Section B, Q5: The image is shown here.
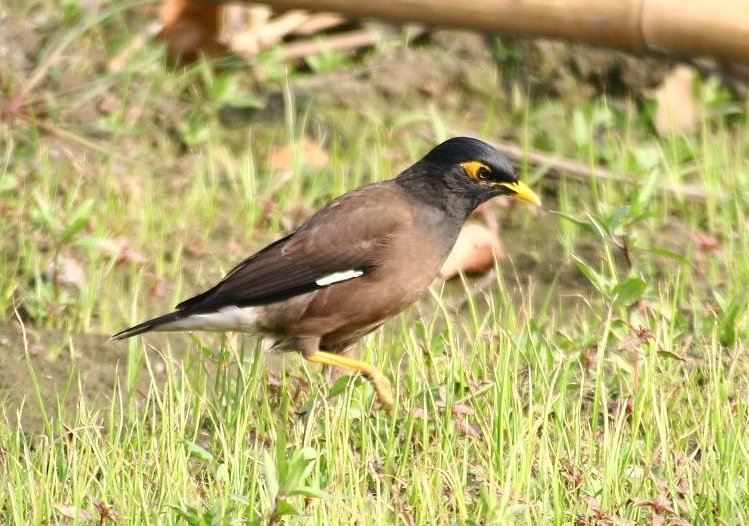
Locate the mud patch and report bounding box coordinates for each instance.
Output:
[0,327,173,434]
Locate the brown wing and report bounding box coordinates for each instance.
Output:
[174,182,412,315]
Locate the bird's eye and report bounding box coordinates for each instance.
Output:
[460,161,492,182]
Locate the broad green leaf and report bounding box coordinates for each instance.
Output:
[167,505,201,526]
[644,247,690,266]
[658,350,687,362]
[572,254,607,294]
[607,205,631,233]
[216,463,230,484]
[328,375,356,398]
[271,498,298,519]
[718,297,744,346]
[61,198,94,244]
[184,440,214,463]
[292,486,326,499]
[299,447,319,461]
[549,210,598,236]
[636,169,660,208]
[263,450,279,504]
[33,193,60,231]
[585,212,609,240]
[612,277,647,307]
[0,173,18,192]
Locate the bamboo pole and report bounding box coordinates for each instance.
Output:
[641,0,749,61]
[248,0,749,62]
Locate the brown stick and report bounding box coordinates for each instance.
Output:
[452,133,714,201]
[230,9,311,55]
[291,13,346,36]
[240,0,749,62]
[279,28,381,60]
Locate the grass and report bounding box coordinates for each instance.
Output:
[2,1,749,524]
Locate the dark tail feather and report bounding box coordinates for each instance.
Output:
[110,311,182,340]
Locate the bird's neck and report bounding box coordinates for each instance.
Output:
[395,166,484,222]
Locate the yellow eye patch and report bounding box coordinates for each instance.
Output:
[460,161,491,181]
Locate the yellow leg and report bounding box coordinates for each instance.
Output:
[305,351,394,415]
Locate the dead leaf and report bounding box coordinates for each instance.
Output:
[159,0,227,63]
[454,417,481,437]
[689,228,721,277]
[265,137,330,172]
[653,65,698,135]
[46,255,86,289]
[88,237,147,264]
[183,238,208,258]
[54,503,93,522]
[610,397,634,420]
[581,493,605,517]
[618,325,653,353]
[632,496,675,515]
[97,92,119,114]
[558,460,583,489]
[148,274,168,299]
[90,498,121,522]
[439,222,504,279]
[266,370,282,390]
[229,9,309,57]
[691,231,720,254]
[448,402,475,416]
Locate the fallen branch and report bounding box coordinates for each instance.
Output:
[279,27,381,61]
[291,13,346,36]
[229,9,310,56]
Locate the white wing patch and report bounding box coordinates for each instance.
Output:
[315,269,364,287]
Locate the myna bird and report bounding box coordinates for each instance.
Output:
[112,137,541,414]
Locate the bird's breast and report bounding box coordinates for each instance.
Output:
[293,216,453,347]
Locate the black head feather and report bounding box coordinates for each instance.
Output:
[422,136,516,184]
[396,137,519,216]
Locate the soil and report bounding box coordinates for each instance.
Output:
[0,326,165,434]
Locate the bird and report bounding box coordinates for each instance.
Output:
[112,137,541,414]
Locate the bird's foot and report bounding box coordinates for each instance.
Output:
[304,350,395,415]
[364,369,394,416]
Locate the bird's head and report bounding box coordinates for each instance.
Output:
[420,137,542,207]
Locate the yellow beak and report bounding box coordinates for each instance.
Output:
[498,180,542,206]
